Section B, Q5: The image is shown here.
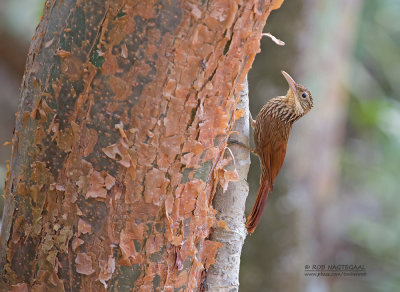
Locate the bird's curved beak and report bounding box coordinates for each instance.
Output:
[281,71,297,93]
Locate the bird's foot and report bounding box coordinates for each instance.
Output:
[227,138,256,153]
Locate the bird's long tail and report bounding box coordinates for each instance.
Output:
[245,177,272,233]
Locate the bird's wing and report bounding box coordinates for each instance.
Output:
[259,138,288,186]
[269,140,288,183]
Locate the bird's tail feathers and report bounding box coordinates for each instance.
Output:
[245,178,272,234]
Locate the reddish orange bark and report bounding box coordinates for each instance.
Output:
[0,0,280,290]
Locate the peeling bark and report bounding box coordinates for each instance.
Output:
[0,0,278,290]
[206,78,250,291]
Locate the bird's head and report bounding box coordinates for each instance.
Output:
[281,71,313,116]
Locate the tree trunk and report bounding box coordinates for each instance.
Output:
[0,0,281,290]
[207,77,250,291]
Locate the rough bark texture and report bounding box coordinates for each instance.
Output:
[207,78,250,291]
[0,0,280,290]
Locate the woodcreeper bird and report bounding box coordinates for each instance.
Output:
[246,71,313,233]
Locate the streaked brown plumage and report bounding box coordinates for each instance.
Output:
[246,71,313,234]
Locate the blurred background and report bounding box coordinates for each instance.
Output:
[0,0,399,291]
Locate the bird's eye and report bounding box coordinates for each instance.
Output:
[301,92,308,98]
